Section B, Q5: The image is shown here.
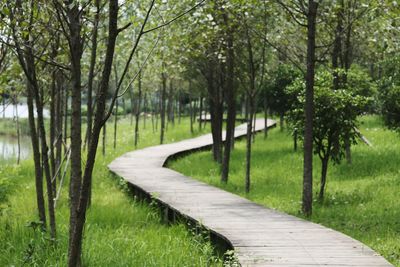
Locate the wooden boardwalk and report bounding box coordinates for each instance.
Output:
[108,119,392,267]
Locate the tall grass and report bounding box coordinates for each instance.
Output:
[0,117,223,266]
[170,116,400,266]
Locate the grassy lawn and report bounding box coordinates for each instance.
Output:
[170,115,400,266]
[0,117,223,266]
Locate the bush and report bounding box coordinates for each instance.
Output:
[381,85,400,131]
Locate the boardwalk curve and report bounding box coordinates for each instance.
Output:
[108,119,392,267]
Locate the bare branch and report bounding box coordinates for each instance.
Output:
[142,0,207,34]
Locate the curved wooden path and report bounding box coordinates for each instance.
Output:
[108,119,392,267]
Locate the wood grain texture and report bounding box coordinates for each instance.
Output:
[108,119,392,267]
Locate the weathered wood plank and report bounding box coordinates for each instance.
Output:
[108,119,393,267]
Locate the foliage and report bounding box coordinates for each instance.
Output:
[265,64,301,116]
[381,85,400,132]
[287,70,369,164]
[345,65,378,112]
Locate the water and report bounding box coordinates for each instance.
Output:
[0,104,49,119]
[0,135,31,162]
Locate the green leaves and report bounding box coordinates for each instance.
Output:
[287,69,369,163]
[381,85,400,132]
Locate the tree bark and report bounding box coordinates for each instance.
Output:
[56,72,63,183]
[113,63,119,150]
[160,71,167,144]
[221,11,236,183]
[302,0,319,217]
[102,123,106,156]
[113,99,118,149]
[129,85,134,126]
[189,95,194,134]
[143,93,147,129]
[86,0,100,148]
[318,157,329,201]
[245,97,254,193]
[66,1,83,264]
[27,81,46,227]
[135,70,142,147]
[279,112,284,131]
[263,96,268,139]
[198,96,203,130]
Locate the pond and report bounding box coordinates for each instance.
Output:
[0,134,31,163]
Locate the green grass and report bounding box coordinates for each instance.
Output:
[170,115,400,266]
[0,116,224,266]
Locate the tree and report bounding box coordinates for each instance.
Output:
[220,1,237,183]
[266,64,300,130]
[288,70,369,201]
[303,0,319,216]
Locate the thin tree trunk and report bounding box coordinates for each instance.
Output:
[135,70,142,147]
[160,71,167,144]
[199,96,203,130]
[177,92,182,124]
[245,97,254,193]
[102,123,106,156]
[151,100,155,133]
[302,0,319,217]
[343,10,353,164]
[2,97,4,119]
[27,82,46,229]
[244,22,257,192]
[85,0,100,148]
[113,99,118,149]
[206,61,223,163]
[26,81,46,228]
[15,102,21,165]
[263,96,268,139]
[318,157,329,201]
[189,96,194,134]
[155,97,159,132]
[167,80,174,125]
[252,110,256,142]
[64,88,68,146]
[143,92,147,129]
[279,112,284,131]
[221,12,236,183]
[50,70,57,196]
[194,99,198,129]
[129,85,134,126]
[67,3,83,260]
[113,64,119,150]
[56,73,63,182]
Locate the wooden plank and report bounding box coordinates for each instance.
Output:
[108,118,393,267]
